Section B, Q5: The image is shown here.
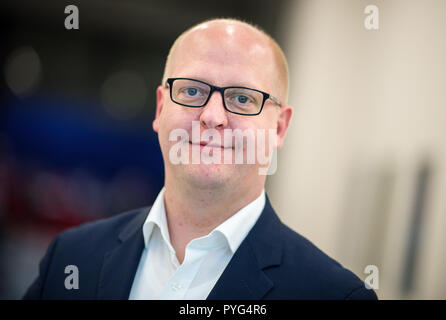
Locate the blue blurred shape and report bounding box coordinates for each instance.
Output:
[1,96,164,183]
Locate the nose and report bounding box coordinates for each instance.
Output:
[199,91,228,129]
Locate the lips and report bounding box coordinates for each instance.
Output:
[189,141,233,149]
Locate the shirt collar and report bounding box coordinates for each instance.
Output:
[213,190,265,253]
[142,187,266,254]
[142,187,175,253]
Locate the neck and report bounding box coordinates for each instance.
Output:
[163,173,264,263]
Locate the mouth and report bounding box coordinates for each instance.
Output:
[189,141,234,150]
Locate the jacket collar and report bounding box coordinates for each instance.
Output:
[97,194,283,300]
[97,207,149,299]
[207,195,283,299]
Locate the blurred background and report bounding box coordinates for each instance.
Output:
[0,0,445,299]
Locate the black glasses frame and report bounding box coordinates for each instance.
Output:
[165,77,281,116]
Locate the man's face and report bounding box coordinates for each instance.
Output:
[153,23,291,191]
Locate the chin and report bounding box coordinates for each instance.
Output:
[182,163,237,189]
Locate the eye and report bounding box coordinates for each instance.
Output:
[236,95,250,104]
[233,95,253,104]
[185,87,199,96]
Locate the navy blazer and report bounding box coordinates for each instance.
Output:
[23,195,377,300]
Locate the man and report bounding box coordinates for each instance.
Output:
[24,18,377,300]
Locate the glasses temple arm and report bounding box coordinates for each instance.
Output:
[269,95,282,106]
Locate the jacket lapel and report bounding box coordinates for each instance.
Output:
[97,208,149,299]
[95,196,283,300]
[207,196,283,300]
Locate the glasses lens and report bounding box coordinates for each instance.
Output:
[224,88,263,115]
[171,79,210,106]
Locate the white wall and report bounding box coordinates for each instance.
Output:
[267,0,446,299]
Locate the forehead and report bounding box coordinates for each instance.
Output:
[171,23,277,91]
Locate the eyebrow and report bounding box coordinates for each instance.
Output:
[175,76,266,91]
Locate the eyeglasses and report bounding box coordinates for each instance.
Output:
[165,78,281,116]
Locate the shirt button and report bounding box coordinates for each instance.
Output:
[171,282,182,291]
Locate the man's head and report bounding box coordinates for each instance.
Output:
[153,18,292,194]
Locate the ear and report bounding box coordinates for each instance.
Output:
[153,85,166,133]
[275,105,292,149]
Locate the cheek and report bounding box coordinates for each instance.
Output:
[242,114,279,151]
[159,106,192,131]
[229,113,277,132]
[228,116,256,131]
[261,108,280,129]
[158,105,201,146]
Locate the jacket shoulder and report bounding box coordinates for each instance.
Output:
[59,206,150,248]
[23,207,150,299]
[267,222,377,300]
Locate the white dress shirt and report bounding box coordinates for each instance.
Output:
[128,187,266,300]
